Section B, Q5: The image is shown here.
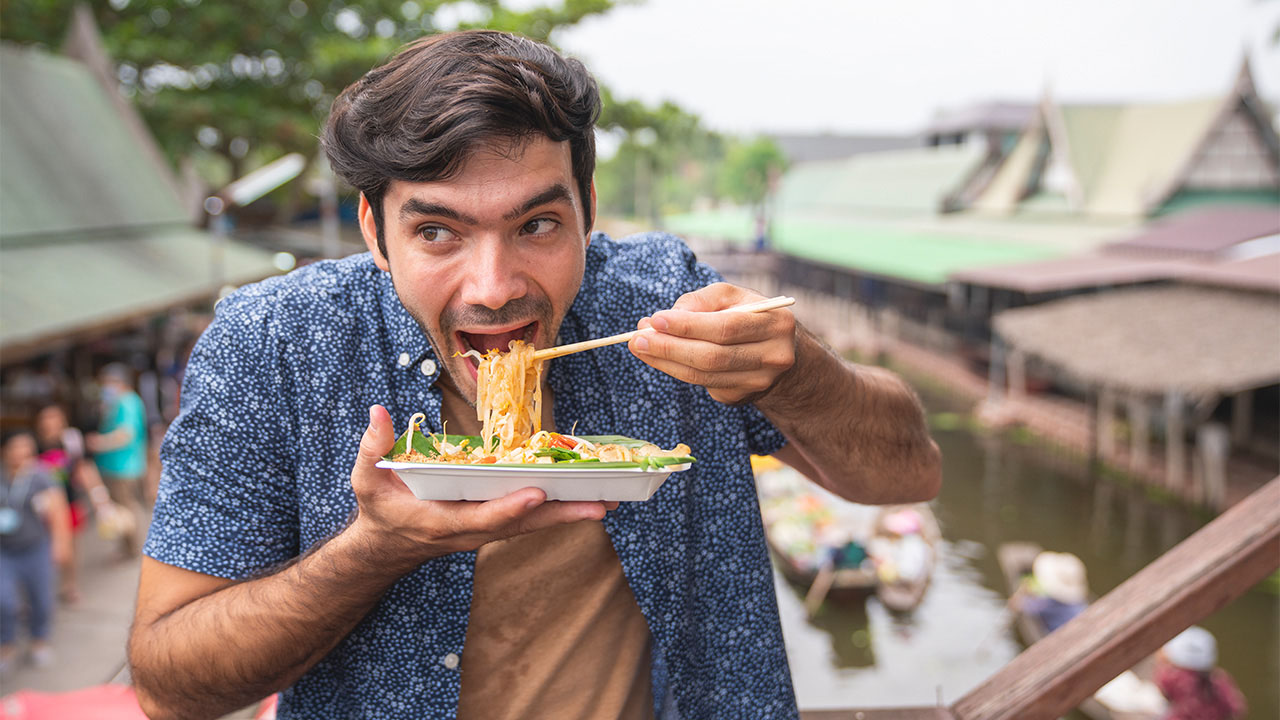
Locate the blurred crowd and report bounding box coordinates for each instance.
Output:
[0,343,190,679]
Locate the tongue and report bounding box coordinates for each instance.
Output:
[465,328,528,354]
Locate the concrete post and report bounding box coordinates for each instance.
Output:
[988,338,1007,404]
[1098,387,1117,459]
[1165,390,1186,493]
[1007,349,1027,399]
[1128,394,1151,472]
[1197,422,1230,509]
[1231,390,1253,448]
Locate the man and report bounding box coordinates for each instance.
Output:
[130,31,940,720]
[87,363,146,555]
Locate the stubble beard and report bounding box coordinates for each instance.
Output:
[388,274,558,410]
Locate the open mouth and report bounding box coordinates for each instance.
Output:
[455,322,539,378]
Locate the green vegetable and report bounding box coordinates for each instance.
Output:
[534,447,581,462]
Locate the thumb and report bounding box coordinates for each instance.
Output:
[357,404,396,469]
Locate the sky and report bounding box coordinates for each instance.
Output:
[551,0,1280,136]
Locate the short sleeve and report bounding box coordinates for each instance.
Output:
[144,292,301,579]
[743,403,787,456]
[678,242,787,457]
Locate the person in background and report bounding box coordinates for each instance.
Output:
[34,404,114,603]
[1155,626,1246,720]
[1015,551,1088,633]
[86,363,147,556]
[869,508,929,584]
[0,430,71,674]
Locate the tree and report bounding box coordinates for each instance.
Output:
[595,86,727,222]
[0,0,615,187]
[719,136,787,213]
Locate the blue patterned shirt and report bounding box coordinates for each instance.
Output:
[145,233,798,719]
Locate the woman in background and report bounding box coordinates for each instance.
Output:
[34,404,113,603]
[1155,626,1246,720]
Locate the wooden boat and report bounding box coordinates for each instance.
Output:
[764,532,878,599]
[997,542,1166,720]
[870,504,941,613]
[756,459,878,601]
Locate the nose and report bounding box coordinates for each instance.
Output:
[458,236,529,311]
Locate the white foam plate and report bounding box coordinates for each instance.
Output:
[376,461,691,501]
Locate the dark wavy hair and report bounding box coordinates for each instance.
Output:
[322,31,601,256]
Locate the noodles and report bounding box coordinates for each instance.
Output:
[390,339,691,466]
[476,340,543,457]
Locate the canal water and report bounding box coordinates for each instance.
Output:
[773,390,1279,716]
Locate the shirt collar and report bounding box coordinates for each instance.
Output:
[374,262,437,375]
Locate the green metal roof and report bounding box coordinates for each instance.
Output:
[1,227,280,356]
[771,216,1065,286]
[0,43,280,360]
[776,144,984,216]
[0,44,188,238]
[663,207,756,245]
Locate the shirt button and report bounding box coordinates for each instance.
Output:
[421,358,437,376]
[442,653,459,669]
[397,352,410,367]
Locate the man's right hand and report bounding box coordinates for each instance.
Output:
[347,405,615,570]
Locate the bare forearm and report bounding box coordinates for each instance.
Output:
[130,526,416,720]
[758,326,941,503]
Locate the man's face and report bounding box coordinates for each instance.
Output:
[359,136,593,403]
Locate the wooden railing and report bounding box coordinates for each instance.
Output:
[800,476,1280,720]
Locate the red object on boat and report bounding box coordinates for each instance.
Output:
[0,685,147,720]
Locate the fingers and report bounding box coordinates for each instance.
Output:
[631,327,794,375]
[648,308,778,346]
[464,490,609,531]
[631,353,778,400]
[671,282,750,312]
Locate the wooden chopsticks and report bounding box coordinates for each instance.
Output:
[531,295,796,361]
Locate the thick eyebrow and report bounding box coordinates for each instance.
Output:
[503,183,573,221]
[398,198,478,226]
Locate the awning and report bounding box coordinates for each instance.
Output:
[1,226,281,362]
[949,253,1189,294]
[1101,207,1280,258]
[1174,252,1280,294]
[994,285,1280,397]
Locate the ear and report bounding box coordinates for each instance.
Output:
[358,194,389,271]
[585,180,597,244]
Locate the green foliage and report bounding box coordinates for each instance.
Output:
[0,0,616,181]
[594,87,727,221]
[718,136,787,210]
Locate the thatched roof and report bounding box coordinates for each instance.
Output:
[994,286,1280,397]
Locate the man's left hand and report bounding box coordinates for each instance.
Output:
[628,283,796,405]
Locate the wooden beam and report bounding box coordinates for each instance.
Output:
[802,710,953,720]
[951,476,1280,720]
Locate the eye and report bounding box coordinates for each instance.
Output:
[417,225,458,243]
[521,218,559,236]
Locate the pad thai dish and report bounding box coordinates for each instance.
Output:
[389,340,693,469]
